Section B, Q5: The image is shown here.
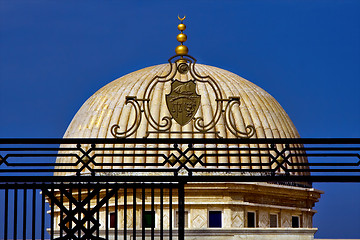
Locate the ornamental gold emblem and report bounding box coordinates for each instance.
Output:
[166,80,201,126]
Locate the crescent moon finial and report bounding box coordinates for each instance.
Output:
[178,15,186,21]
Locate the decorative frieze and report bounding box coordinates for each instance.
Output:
[191,208,207,228]
[281,211,291,228]
[231,207,244,228]
[259,209,269,228]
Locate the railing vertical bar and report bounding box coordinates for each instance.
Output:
[87,187,90,234]
[124,185,127,240]
[97,186,100,238]
[5,187,8,240]
[169,186,172,240]
[178,183,185,240]
[78,184,81,239]
[115,185,118,240]
[50,186,54,240]
[41,185,45,240]
[14,187,18,240]
[142,184,145,240]
[105,186,109,240]
[60,187,63,239]
[69,184,73,239]
[151,185,155,240]
[32,188,36,240]
[23,188,27,240]
[133,186,136,240]
[160,186,163,240]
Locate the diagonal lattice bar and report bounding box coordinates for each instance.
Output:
[43,185,120,240]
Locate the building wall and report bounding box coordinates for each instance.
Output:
[51,182,321,240]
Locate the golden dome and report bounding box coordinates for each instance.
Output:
[56,63,307,176]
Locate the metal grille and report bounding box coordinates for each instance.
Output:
[1,182,185,240]
[0,138,359,239]
[1,138,359,181]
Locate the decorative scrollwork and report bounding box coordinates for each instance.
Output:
[224,97,255,138]
[110,54,255,139]
[110,96,142,138]
[177,62,189,74]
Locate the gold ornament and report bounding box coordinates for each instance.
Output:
[175,15,188,55]
[175,45,188,55]
[178,15,186,21]
[178,23,186,31]
[176,33,187,42]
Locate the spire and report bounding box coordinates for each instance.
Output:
[175,15,188,55]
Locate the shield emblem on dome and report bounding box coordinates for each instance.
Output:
[166,80,201,126]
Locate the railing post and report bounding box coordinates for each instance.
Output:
[178,181,185,240]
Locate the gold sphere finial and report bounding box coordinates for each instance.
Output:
[177,33,187,42]
[175,15,188,55]
[178,23,186,31]
[175,45,188,55]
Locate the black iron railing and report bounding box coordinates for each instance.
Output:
[0,138,359,240]
[0,138,359,182]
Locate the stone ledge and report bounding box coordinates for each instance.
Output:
[184,228,318,235]
[52,228,319,240]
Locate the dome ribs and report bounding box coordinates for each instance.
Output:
[195,66,217,169]
[57,64,307,178]
[201,66,232,170]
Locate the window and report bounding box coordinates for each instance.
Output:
[175,211,189,228]
[143,211,155,228]
[208,211,222,228]
[247,212,255,228]
[292,216,300,228]
[270,214,278,228]
[110,212,116,228]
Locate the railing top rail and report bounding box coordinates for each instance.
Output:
[0,138,360,145]
[1,175,359,183]
[1,138,359,183]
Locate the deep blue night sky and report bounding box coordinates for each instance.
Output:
[0,0,359,238]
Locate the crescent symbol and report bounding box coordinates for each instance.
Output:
[178,15,186,21]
